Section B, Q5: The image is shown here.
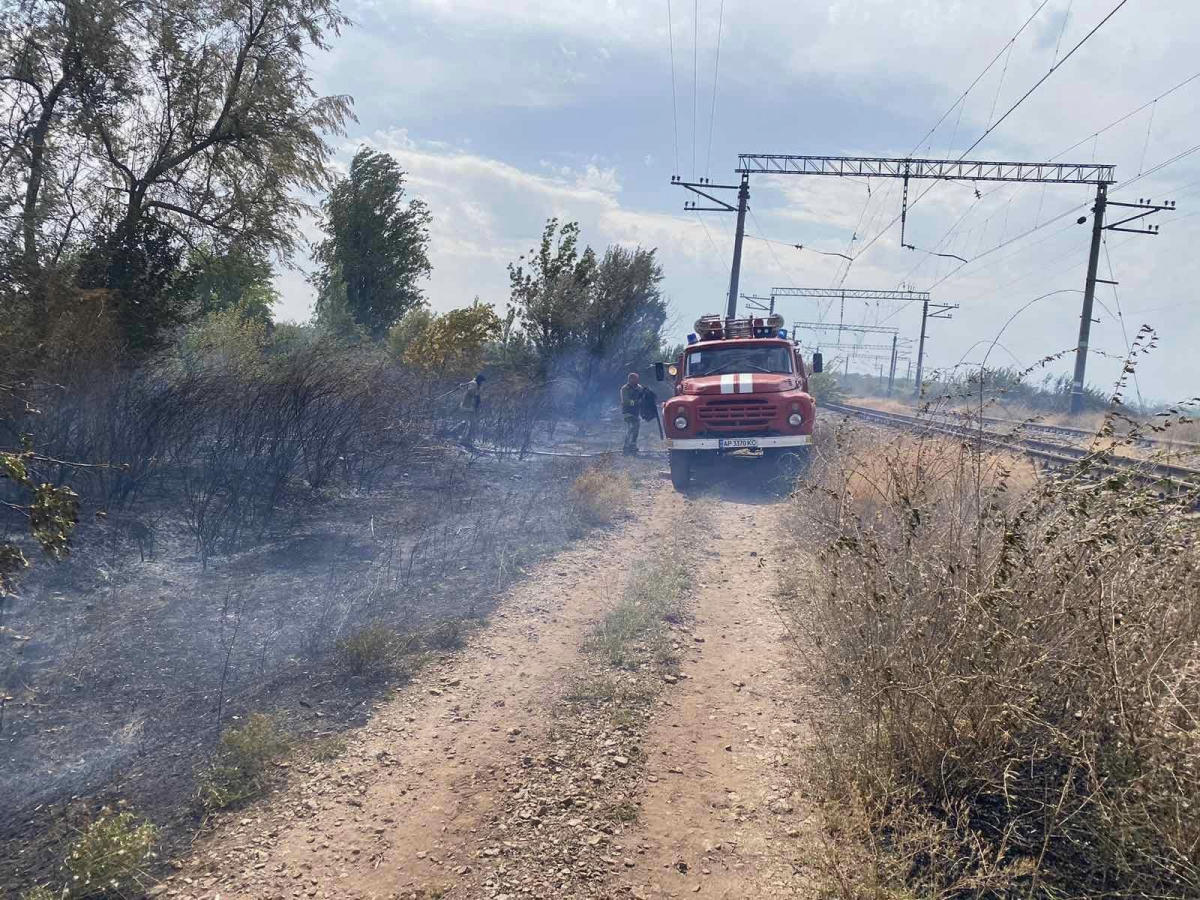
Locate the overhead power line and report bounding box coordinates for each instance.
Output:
[666,0,680,175]
[747,208,793,284]
[693,0,699,179]
[852,0,1131,268]
[958,0,1132,160]
[1052,0,1074,65]
[907,0,1052,158]
[704,0,725,180]
[906,69,1200,282]
[694,210,723,257]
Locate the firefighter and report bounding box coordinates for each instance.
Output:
[620,372,644,455]
[454,373,485,445]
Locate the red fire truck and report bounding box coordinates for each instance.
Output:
[655,313,821,491]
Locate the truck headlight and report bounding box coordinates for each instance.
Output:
[674,415,688,430]
[788,413,803,427]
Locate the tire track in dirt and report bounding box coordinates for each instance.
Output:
[165,479,821,900]
[614,495,819,899]
[166,476,681,900]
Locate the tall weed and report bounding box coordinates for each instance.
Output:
[782,411,1200,898]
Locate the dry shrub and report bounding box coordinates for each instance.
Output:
[334,623,399,677]
[63,809,157,897]
[196,713,292,810]
[570,461,633,526]
[783,416,1200,898]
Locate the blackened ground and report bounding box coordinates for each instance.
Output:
[0,425,660,895]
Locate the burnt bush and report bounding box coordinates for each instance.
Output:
[781,408,1200,897]
[172,348,410,566]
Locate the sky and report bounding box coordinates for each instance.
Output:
[274,0,1200,405]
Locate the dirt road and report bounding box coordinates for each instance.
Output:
[167,472,817,899]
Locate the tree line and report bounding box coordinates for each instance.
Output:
[1,0,672,590]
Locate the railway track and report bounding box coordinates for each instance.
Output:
[825,402,1200,494]
[930,406,1200,452]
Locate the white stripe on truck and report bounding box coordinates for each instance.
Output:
[720,374,735,394]
[738,373,753,393]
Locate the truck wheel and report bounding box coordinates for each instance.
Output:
[771,448,809,490]
[669,450,692,491]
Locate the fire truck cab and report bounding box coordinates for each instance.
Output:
[657,313,821,491]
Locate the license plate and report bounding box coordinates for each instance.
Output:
[719,437,759,450]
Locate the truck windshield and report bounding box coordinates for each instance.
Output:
[685,345,793,376]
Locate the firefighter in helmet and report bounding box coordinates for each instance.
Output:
[620,372,644,455]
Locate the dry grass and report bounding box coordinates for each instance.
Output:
[569,461,634,526]
[782,415,1200,899]
[586,556,688,669]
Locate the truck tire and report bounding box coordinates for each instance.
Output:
[770,448,809,491]
[669,450,692,491]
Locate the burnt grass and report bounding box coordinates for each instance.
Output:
[0,439,652,895]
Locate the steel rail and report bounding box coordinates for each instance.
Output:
[824,402,1200,494]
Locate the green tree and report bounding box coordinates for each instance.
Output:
[1,0,352,354]
[76,219,186,354]
[581,245,667,400]
[508,219,666,409]
[507,218,596,372]
[175,247,279,322]
[313,147,432,338]
[311,261,366,341]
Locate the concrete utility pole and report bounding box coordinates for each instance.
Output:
[727,174,750,319]
[887,333,898,396]
[671,173,750,319]
[1071,184,1107,414]
[913,298,958,398]
[1070,192,1175,413]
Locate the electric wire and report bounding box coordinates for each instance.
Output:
[703,0,725,180]
[958,0,1132,160]
[1052,0,1074,65]
[746,231,854,262]
[986,37,1016,129]
[692,0,699,179]
[905,0,1052,158]
[908,69,1200,279]
[747,208,801,287]
[666,0,680,175]
[1053,71,1200,162]
[694,210,723,258]
[1138,101,1156,176]
[1102,234,1144,407]
[852,0,1130,269]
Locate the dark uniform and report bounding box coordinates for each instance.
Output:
[620,382,644,454]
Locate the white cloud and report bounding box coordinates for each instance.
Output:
[280,0,1200,400]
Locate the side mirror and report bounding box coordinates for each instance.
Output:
[654,362,665,382]
[812,351,823,374]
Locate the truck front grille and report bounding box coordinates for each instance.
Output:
[696,398,772,429]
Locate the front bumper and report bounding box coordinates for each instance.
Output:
[664,435,812,450]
